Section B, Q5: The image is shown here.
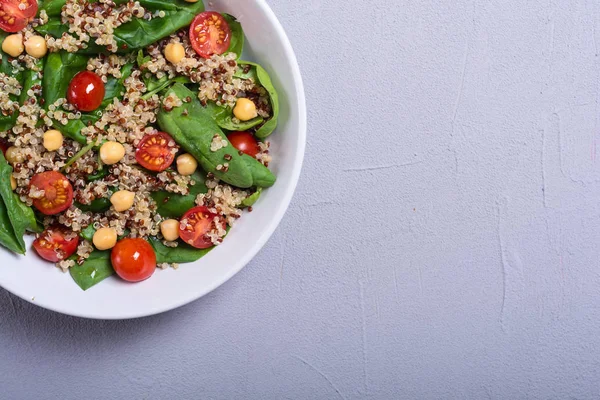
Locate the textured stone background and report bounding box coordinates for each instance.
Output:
[2,0,600,398]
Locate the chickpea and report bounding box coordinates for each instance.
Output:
[25,36,47,59]
[233,98,258,121]
[5,146,22,164]
[10,176,16,191]
[176,153,198,176]
[160,219,180,241]
[110,190,135,212]
[93,227,118,251]
[43,130,64,152]
[100,141,125,165]
[1,34,24,58]
[164,43,185,64]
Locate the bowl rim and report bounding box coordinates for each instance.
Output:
[0,0,307,319]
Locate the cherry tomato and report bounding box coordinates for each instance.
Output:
[135,132,177,172]
[0,0,37,33]
[33,226,79,262]
[29,171,74,215]
[67,71,105,112]
[111,238,156,282]
[189,12,231,58]
[179,206,224,249]
[227,131,260,157]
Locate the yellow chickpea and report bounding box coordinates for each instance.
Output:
[160,219,180,241]
[1,34,24,58]
[176,153,197,176]
[10,176,16,191]
[110,190,135,212]
[93,227,118,251]
[5,146,22,164]
[164,43,185,64]
[100,141,125,165]
[25,36,47,59]
[233,98,258,121]
[43,130,64,152]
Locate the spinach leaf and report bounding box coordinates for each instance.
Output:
[87,166,108,182]
[69,250,114,291]
[141,75,190,100]
[223,14,244,58]
[101,62,134,108]
[57,113,100,145]
[237,61,279,138]
[42,51,88,107]
[76,187,115,213]
[149,237,214,264]
[0,152,41,253]
[151,171,207,218]
[241,188,262,207]
[0,200,25,254]
[37,0,205,54]
[0,33,22,132]
[19,59,44,104]
[80,225,96,241]
[157,83,275,189]
[206,101,264,131]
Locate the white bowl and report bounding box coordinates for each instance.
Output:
[0,0,306,319]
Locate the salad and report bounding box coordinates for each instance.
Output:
[0,0,279,290]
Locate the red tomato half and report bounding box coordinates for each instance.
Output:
[179,206,224,249]
[0,0,37,33]
[189,12,231,58]
[29,171,73,215]
[67,71,105,112]
[111,238,156,282]
[33,226,79,262]
[227,131,260,157]
[135,132,177,172]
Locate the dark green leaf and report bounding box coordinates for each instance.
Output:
[69,250,114,291]
[151,171,207,218]
[237,61,280,138]
[80,225,96,241]
[42,51,88,107]
[241,188,262,207]
[101,62,135,108]
[223,14,244,58]
[19,59,44,104]
[157,83,276,189]
[149,237,214,264]
[208,101,264,131]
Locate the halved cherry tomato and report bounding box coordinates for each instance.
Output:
[29,171,73,215]
[179,206,224,249]
[227,131,260,157]
[0,0,37,33]
[111,238,156,282]
[189,12,231,58]
[67,71,105,112]
[135,132,177,172]
[33,226,79,262]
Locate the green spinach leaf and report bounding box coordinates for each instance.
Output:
[149,237,214,264]
[151,171,207,218]
[241,188,262,207]
[237,61,279,138]
[69,250,114,291]
[157,83,275,189]
[43,51,88,107]
[223,14,244,58]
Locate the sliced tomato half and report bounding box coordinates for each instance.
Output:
[179,206,224,249]
[33,226,79,262]
[135,132,177,172]
[189,12,231,58]
[0,0,37,33]
[29,171,74,215]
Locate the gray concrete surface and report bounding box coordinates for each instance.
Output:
[2,0,600,398]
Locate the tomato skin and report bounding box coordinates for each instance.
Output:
[111,238,156,282]
[189,12,231,58]
[0,0,36,33]
[135,132,177,172]
[67,71,105,112]
[179,206,223,249]
[33,226,79,262]
[29,171,74,215]
[227,131,260,157]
